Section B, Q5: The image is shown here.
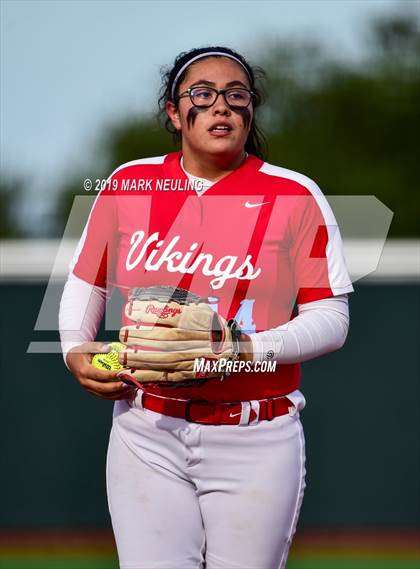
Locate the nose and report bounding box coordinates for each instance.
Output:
[212,92,231,116]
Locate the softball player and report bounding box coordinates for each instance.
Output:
[59,46,353,569]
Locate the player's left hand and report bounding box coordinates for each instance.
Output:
[116,286,243,387]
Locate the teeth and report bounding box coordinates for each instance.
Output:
[212,126,229,131]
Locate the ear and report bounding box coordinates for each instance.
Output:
[166,101,181,131]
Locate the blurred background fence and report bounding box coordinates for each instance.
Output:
[0,238,418,530]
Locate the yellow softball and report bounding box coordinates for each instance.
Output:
[107,342,126,353]
[92,342,126,372]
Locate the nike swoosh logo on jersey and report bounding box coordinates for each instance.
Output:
[229,411,242,418]
[245,201,271,208]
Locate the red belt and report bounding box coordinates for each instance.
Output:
[134,390,295,425]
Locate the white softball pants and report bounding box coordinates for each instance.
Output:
[107,392,306,569]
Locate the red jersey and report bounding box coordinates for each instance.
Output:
[72,151,353,402]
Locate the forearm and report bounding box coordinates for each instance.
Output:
[59,273,107,365]
[245,295,349,364]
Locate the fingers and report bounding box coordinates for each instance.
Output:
[67,342,139,400]
[84,364,120,382]
[120,326,209,343]
[119,368,221,385]
[74,359,125,391]
[70,356,121,383]
[121,338,210,352]
[121,348,214,367]
[120,358,195,371]
[82,377,135,399]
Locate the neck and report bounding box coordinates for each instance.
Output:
[181,148,247,181]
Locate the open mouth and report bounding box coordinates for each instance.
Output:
[208,124,232,135]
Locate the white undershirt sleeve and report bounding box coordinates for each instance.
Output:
[59,273,108,366]
[250,294,349,364]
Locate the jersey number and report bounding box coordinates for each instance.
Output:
[209,298,256,334]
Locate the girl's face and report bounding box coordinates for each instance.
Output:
[166,57,253,161]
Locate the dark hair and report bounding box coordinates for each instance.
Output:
[158,46,267,160]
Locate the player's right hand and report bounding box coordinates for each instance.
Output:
[66,342,136,401]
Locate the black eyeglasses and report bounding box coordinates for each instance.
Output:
[177,86,254,109]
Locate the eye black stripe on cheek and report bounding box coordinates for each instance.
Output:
[187,106,206,128]
[186,107,251,129]
[236,107,251,129]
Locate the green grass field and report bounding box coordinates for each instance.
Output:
[0,530,418,569]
